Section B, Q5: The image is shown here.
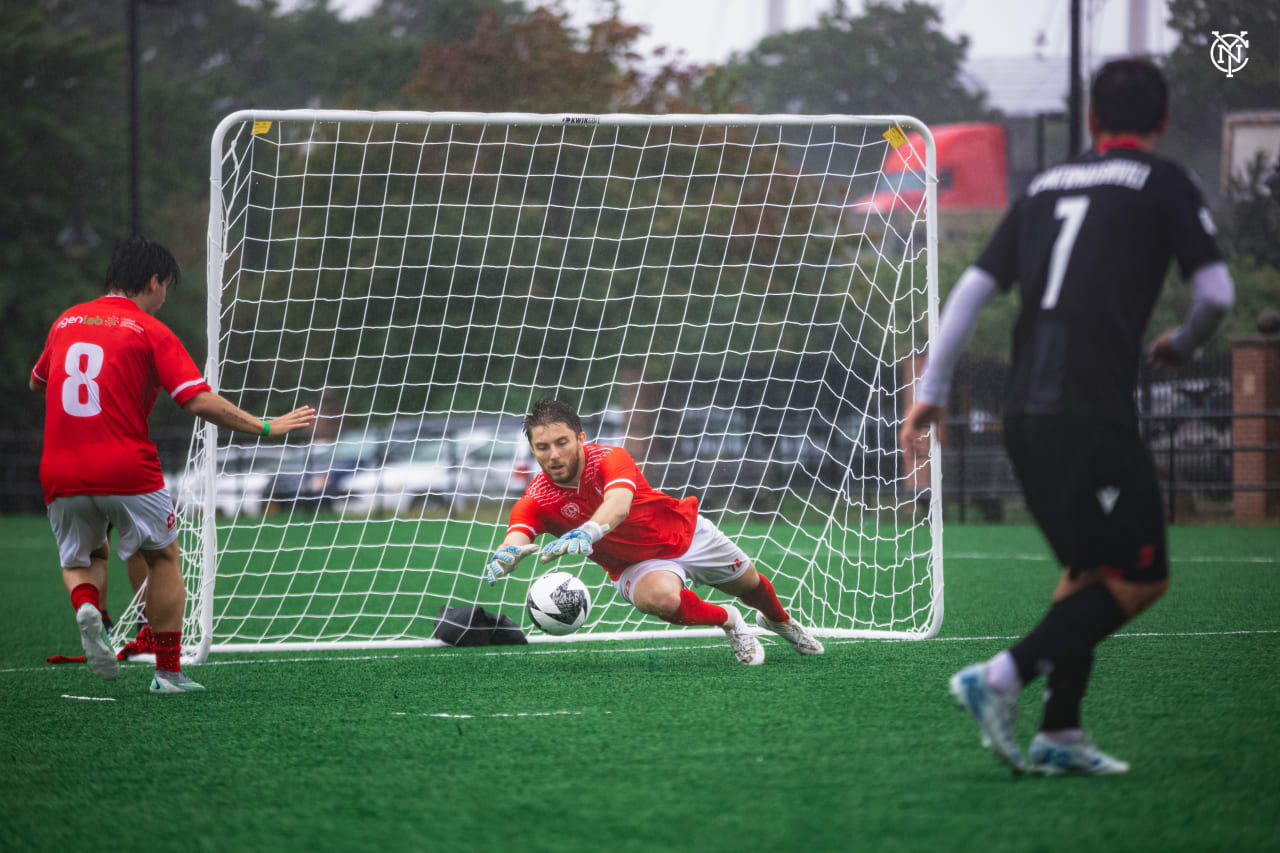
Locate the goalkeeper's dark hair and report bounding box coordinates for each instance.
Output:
[1091,58,1167,135]
[104,236,181,295]
[524,398,582,440]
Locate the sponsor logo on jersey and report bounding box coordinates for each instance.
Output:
[560,503,584,521]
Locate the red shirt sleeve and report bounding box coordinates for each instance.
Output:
[597,446,641,494]
[507,494,543,541]
[32,340,52,388]
[148,318,210,406]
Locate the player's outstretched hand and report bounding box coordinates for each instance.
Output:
[899,400,946,469]
[485,543,540,586]
[267,406,318,437]
[1147,327,1187,370]
[540,522,607,564]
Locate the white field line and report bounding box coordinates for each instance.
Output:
[61,694,116,701]
[4,628,1276,676]
[393,710,612,719]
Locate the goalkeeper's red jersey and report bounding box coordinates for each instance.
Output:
[31,295,211,504]
[507,443,699,579]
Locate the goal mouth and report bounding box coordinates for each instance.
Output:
[127,111,943,663]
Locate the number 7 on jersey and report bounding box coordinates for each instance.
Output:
[1041,195,1090,310]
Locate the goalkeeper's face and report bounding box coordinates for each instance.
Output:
[528,422,588,486]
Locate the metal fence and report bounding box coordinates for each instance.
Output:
[3,353,1276,524]
[942,353,1279,523]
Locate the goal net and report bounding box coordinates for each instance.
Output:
[127,110,942,662]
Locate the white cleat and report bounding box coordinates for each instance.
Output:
[755,612,824,654]
[1029,733,1130,775]
[721,605,764,666]
[76,603,119,681]
[150,670,206,694]
[949,663,1024,773]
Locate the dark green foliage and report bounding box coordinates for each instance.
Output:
[725,0,997,125]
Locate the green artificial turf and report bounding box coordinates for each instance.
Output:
[1,516,1277,853]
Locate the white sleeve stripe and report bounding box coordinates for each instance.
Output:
[603,478,637,491]
[169,378,206,399]
[31,369,47,383]
[508,523,537,536]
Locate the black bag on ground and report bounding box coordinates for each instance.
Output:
[432,605,527,646]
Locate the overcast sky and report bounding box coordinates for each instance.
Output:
[325,0,1177,63]
[313,0,1179,114]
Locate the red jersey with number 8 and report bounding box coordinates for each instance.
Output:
[507,443,699,579]
[32,295,210,504]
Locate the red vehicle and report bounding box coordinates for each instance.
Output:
[857,122,1009,214]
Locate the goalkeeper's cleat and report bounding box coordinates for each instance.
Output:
[949,663,1024,773]
[720,605,764,666]
[75,603,119,681]
[754,611,824,655]
[1028,733,1130,776]
[149,670,206,695]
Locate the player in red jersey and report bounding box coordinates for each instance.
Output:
[484,399,824,665]
[31,237,316,693]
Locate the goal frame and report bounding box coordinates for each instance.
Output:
[187,109,943,659]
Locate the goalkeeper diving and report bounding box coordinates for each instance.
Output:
[485,398,823,664]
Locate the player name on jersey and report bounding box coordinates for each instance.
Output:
[1027,160,1152,195]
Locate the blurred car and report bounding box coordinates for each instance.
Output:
[453,418,535,504]
[167,444,286,518]
[342,434,457,515]
[265,433,387,513]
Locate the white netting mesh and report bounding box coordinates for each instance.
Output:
[135,111,940,660]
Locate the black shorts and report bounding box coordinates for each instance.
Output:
[1004,414,1168,583]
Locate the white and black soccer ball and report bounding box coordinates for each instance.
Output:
[525,571,591,636]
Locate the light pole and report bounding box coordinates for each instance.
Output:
[128,0,140,235]
[127,0,177,236]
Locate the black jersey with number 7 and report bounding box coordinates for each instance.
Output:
[974,146,1223,426]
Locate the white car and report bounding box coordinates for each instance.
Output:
[167,444,286,518]
[341,435,457,516]
[453,422,535,504]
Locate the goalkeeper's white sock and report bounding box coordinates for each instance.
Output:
[985,650,1022,693]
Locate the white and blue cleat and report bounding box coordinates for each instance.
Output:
[76,603,119,681]
[1028,733,1130,775]
[150,670,206,694]
[949,663,1025,773]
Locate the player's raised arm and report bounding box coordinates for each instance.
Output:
[900,265,1001,460]
[182,391,316,438]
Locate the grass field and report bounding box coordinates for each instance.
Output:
[1,515,1278,853]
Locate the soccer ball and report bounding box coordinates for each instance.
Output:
[525,571,591,636]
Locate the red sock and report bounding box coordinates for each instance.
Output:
[739,572,789,623]
[70,583,100,613]
[153,631,182,674]
[667,588,729,627]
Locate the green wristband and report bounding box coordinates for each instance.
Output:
[261,419,271,437]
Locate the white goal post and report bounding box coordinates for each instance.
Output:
[121,110,943,662]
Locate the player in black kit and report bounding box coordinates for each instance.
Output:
[900,59,1235,775]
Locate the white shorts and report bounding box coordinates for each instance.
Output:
[614,515,752,604]
[47,490,178,569]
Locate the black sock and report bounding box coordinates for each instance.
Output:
[1041,647,1094,731]
[1010,582,1127,686]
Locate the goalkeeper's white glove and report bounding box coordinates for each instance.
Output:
[484,543,541,586]
[540,521,608,564]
